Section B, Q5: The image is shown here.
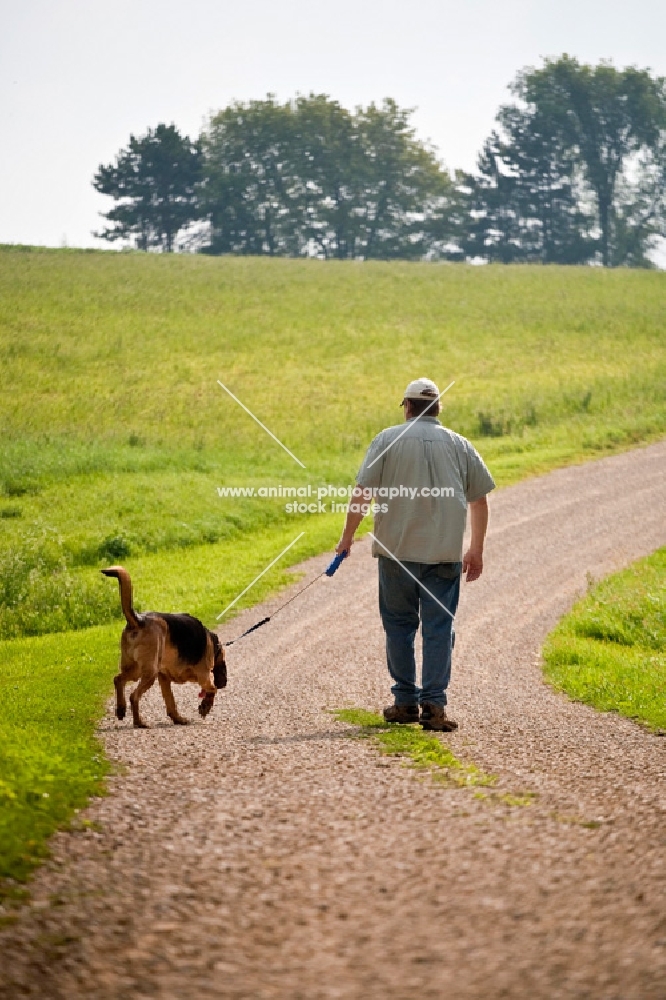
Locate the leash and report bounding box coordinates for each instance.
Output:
[223,549,348,647]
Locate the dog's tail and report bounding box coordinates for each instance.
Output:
[101,566,141,629]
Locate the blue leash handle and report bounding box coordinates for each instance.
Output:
[325,549,348,576]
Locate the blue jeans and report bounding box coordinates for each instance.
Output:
[378,557,461,707]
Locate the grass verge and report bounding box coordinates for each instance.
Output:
[0,625,118,903]
[543,547,666,732]
[333,708,496,787]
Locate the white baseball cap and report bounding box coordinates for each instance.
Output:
[401,377,440,403]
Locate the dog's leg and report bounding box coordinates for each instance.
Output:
[114,667,127,720]
[196,666,218,719]
[129,671,157,728]
[198,689,216,718]
[114,655,139,721]
[128,628,164,728]
[158,674,189,725]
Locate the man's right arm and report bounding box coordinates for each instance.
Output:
[462,496,489,582]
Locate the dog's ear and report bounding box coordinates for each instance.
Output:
[213,658,227,690]
[211,633,227,689]
[211,632,222,659]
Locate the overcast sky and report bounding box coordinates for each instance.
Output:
[1,0,664,249]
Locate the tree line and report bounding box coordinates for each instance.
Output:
[93,56,666,267]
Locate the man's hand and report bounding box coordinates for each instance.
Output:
[335,534,354,555]
[462,547,483,582]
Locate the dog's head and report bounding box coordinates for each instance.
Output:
[210,632,227,689]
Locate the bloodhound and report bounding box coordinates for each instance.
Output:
[102,566,227,728]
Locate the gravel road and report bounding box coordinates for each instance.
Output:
[1,442,665,999]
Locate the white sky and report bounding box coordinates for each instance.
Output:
[1,0,665,249]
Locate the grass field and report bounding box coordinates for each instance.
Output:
[0,245,664,895]
[543,548,666,732]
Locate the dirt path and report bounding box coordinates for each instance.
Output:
[1,442,665,999]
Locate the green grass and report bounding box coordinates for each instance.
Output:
[1,252,664,476]
[333,708,496,787]
[543,548,666,731]
[0,625,117,900]
[0,247,664,892]
[1,250,664,637]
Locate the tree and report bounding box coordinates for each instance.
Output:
[198,94,459,260]
[199,97,299,256]
[610,135,666,267]
[289,94,362,259]
[354,99,456,260]
[499,104,594,264]
[461,133,526,263]
[518,57,666,266]
[93,124,201,252]
[463,107,594,264]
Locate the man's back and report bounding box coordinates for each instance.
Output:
[356,416,495,563]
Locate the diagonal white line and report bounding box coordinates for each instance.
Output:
[367,381,456,469]
[369,533,456,621]
[217,380,306,469]
[216,532,306,620]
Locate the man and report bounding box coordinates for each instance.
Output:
[335,378,495,731]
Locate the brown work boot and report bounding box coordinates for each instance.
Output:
[383,703,419,724]
[420,702,458,731]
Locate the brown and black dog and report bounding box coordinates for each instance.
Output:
[102,566,227,728]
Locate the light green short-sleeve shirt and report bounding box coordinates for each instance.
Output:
[356,417,495,563]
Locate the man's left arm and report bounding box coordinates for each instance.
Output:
[463,495,489,582]
[336,431,385,555]
[335,486,372,554]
